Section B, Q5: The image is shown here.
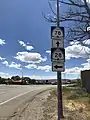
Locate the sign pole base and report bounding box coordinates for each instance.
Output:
[57,72,64,120]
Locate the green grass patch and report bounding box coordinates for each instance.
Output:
[63,86,74,92]
[43,87,90,119]
[63,86,90,100]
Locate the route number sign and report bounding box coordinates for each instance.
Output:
[51,27,64,39]
[51,48,65,62]
[51,26,65,72]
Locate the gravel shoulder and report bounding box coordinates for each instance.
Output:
[9,89,53,120]
[8,86,90,120]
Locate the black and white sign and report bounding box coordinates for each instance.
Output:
[51,26,65,72]
[52,39,64,48]
[52,62,65,72]
[51,26,64,39]
[51,48,65,62]
[87,26,90,32]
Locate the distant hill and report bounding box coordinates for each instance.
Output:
[35,79,71,83]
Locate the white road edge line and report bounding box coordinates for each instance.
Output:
[0,91,31,106]
[0,92,5,95]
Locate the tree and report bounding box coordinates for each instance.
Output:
[22,77,31,83]
[31,79,36,84]
[0,77,2,83]
[44,0,90,42]
[46,80,48,84]
[1,78,6,84]
[76,79,82,87]
[11,76,21,80]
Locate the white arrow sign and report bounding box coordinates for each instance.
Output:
[52,39,64,48]
[52,62,64,72]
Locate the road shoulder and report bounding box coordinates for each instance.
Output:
[9,89,53,120]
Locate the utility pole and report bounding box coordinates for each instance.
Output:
[21,69,23,80]
[56,0,64,119]
[51,0,64,119]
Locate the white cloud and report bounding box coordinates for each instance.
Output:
[2,61,21,69]
[47,41,90,60]
[86,0,90,3]
[25,46,34,51]
[25,64,51,72]
[69,40,80,45]
[25,64,37,69]
[9,62,21,69]
[0,39,6,45]
[64,67,82,74]
[81,58,90,70]
[18,40,26,47]
[2,60,8,66]
[65,44,90,59]
[0,56,6,60]
[37,65,51,72]
[81,0,90,3]
[15,52,47,63]
[18,40,34,51]
[46,50,51,55]
[26,75,56,80]
[63,58,90,75]
[0,72,56,79]
[83,39,90,45]
[0,72,9,78]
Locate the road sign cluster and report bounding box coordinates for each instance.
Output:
[51,26,65,72]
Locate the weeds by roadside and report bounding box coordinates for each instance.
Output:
[42,89,57,120]
[42,86,90,120]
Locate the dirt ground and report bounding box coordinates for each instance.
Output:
[8,87,90,120]
[42,87,90,120]
[9,89,53,120]
[62,87,90,120]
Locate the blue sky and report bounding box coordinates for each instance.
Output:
[0,0,90,79]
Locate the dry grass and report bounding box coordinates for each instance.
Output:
[62,87,90,119]
[42,87,90,120]
[42,89,58,120]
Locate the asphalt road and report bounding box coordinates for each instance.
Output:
[0,84,56,119]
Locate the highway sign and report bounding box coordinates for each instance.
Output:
[52,39,64,48]
[87,26,90,31]
[52,62,65,72]
[51,26,64,39]
[87,26,90,33]
[51,48,65,62]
